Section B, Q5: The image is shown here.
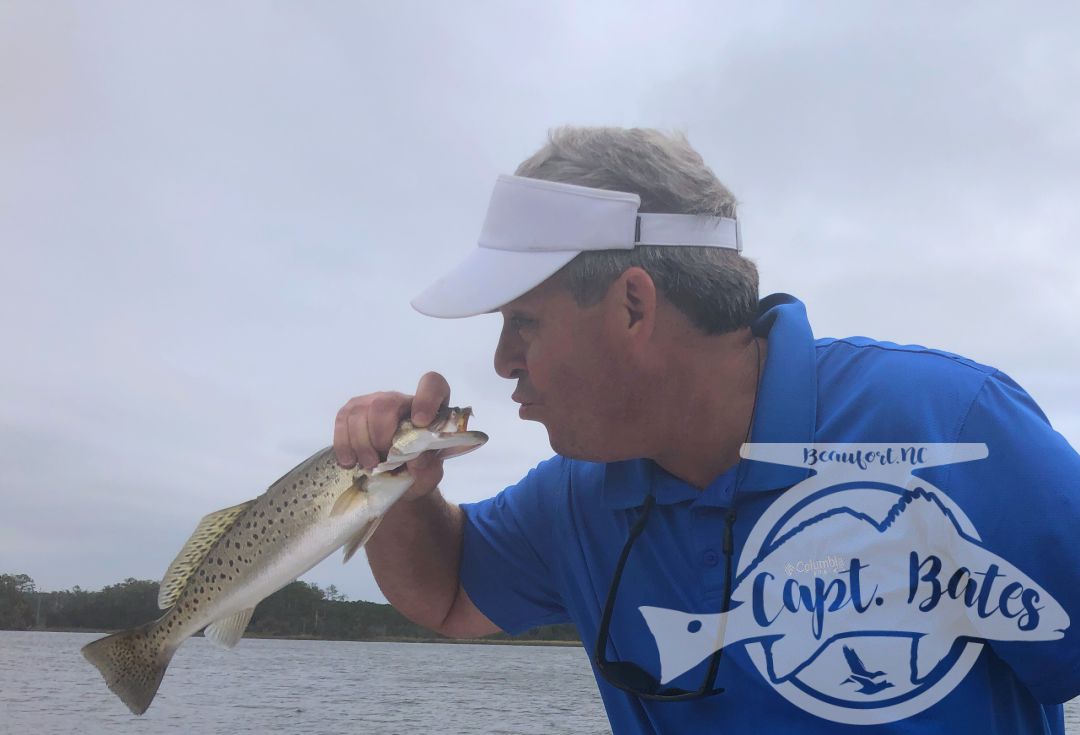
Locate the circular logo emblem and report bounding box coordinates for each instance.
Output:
[737,475,983,724]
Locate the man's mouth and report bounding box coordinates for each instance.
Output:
[512,382,543,415]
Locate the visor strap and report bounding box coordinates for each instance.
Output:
[634,213,741,251]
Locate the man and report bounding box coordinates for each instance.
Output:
[333,128,1080,733]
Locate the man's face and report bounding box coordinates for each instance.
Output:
[494,276,647,461]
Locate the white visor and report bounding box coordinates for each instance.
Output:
[411,175,742,318]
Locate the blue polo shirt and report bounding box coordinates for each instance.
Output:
[459,293,1080,734]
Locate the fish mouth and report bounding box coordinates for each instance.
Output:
[427,407,487,460]
[429,406,474,434]
[429,434,488,461]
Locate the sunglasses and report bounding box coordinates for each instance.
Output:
[593,493,738,701]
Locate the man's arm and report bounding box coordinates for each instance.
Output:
[953,370,1080,703]
[332,371,500,639]
[364,486,500,637]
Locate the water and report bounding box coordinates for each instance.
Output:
[0,632,611,734]
[2,631,1078,734]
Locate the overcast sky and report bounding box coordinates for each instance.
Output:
[2,2,1077,604]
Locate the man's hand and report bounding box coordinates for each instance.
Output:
[333,371,451,501]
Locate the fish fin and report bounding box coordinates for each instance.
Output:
[81,619,176,715]
[638,606,725,685]
[204,607,256,649]
[342,517,383,563]
[158,500,256,609]
[330,476,369,518]
[383,445,411,463]
[262,447,334,492]
[372,460,404,474]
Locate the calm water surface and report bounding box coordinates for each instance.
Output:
[1,631,1077,734]
[0,632,610,734]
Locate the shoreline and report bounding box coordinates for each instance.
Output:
[12,628,582,648]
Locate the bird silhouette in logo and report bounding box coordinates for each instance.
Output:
[839,645,894,695]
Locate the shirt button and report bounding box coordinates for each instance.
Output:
[702,549,719,567]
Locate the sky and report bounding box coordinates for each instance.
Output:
[2,2,1077,604]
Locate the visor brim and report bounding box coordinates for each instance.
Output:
[411,246,580,318]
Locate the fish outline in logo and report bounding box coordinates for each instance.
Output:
[636,444,1071,725]
[641,486,1070,686]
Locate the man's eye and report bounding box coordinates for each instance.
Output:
[510,316,536,331]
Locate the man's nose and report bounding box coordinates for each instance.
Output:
[494,325,525,379]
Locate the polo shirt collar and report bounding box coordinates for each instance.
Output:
[602,293,816,509]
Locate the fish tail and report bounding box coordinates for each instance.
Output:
[81,618,176,715]
[639,606,729,685]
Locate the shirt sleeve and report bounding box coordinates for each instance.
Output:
[458,456,571,635]
[949,369,1080,703]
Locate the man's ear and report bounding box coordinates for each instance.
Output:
[616,267,657,337]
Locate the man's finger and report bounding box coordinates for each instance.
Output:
[369,393,409,455]
[333,411,357,468]
[333,396,373,468]
[412,371,450,426]
[347,410,378,470]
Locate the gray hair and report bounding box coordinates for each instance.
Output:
[515,127,759,335]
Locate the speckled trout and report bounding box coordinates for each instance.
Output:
[82,407,487,715]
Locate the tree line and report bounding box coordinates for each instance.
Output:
[0,573,579,644]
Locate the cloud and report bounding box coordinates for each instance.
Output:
[1,1,1076,603]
